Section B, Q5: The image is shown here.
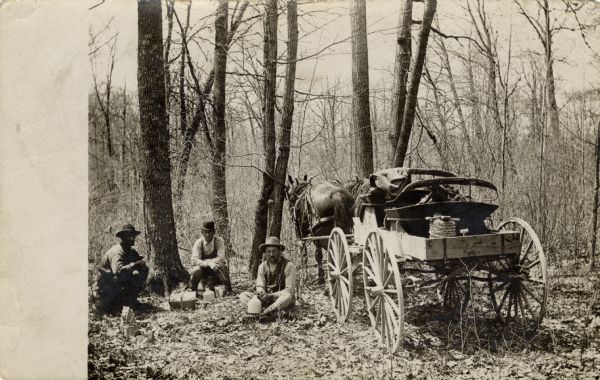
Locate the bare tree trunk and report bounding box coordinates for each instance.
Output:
[500,27,514,194]
[211,0,231,252]
[174,2,191,208]
[268,0,298,239]
[543,0,559,136]
[175,2,248,200]
[591,117,600,271]
[436,33,474,173]
[392,0,437,167]
[249,0,278,278]
[137,0,188,293]
[178,2,191,139]
[515,0,559,136]
[104,76,114,157]
[468,0,502,135]
[388,0,413,165]
[423,68,449,170]
[466,43,484,176]
[350,0,374,177]
[176,75,213,201]
[164,0,174,127]
[91,38,116,159]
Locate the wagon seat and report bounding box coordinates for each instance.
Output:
[356,167,458,226]
[384,177,499,237]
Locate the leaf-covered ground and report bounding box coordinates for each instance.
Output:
[89,263,600,379]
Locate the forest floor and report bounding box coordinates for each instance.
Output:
[89,261,600,379]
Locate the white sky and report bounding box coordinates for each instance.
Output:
[87,0,600,97]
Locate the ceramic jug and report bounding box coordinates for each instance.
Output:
[247,295,262,315]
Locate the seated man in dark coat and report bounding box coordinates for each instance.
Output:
[93,224,149,314]
[189,220,231,292]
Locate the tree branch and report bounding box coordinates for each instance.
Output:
[414,19,487,53]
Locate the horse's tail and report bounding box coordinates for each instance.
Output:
[331,191,352,233]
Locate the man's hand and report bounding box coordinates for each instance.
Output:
[208,262,219,270]
[123,259,146,272]
[133,259,146,267]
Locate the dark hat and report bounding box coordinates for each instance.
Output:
[201,220,215,232]
[259,236,285,252]
[116,224,141,238]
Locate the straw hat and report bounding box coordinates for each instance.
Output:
[259,236,285,252]
[115,224,141,238]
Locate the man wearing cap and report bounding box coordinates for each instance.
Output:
[240,236,297,316]
[189,220,231,292]
[93,224,149,314]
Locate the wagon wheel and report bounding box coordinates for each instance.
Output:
[488,218,548,325]
[326,227,353,322]
[436,267,471,315]
[362,230,404,353]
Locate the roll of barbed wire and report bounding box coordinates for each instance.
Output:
[426,214,459,238]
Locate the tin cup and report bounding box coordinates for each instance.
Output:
[215,285,225,298]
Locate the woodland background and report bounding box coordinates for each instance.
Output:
[89,0,600,277]
[87,0,600,378]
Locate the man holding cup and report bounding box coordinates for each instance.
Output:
[93,223,149,314]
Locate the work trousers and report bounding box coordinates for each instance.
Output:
[239,290,295,315]
[190,266,229,291]
[93,264,149,314]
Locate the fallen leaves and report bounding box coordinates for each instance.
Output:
[88,268,600,379]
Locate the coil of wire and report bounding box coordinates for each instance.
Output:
[426,214,459,238]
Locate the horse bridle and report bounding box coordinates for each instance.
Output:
[284,181,312,240]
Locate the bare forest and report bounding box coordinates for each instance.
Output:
[89,0,600,378]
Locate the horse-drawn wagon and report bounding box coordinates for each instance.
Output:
[288,168,548,353]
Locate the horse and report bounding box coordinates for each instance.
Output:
[286,175,355,282]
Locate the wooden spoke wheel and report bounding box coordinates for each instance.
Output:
[326,227,353,322]
[362,230,404,353]
[489,218,548,325]
[437,268,471,315]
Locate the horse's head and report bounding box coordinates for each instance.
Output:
[286,174,312,206]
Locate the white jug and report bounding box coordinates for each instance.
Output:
[247,295,262,315]
[203,289,216,302]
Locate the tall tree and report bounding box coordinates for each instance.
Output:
[211,0,231,249]
[90,28,117,159]
[137,0,188,291]
[350,0,374,176]
[164,0,175,127]
[174,1,249,203]
[514,0,559,136]
[268,0,298,239]
[249,0,278,278]
[388,0,413,166]
[591,117,600,271]
[467,0,503,134]
[392,0,437,167]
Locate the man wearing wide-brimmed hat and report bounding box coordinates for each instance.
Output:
[189,220,231,292]
[239,236,296,316]
[93,223,149,314]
